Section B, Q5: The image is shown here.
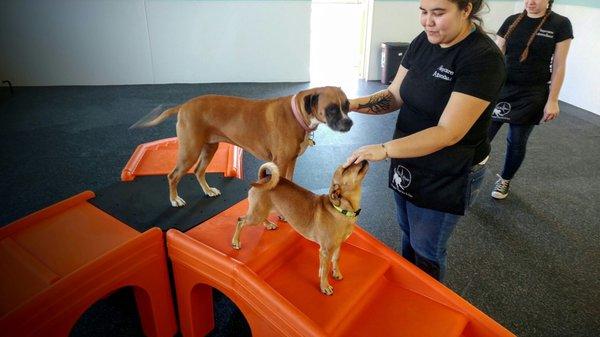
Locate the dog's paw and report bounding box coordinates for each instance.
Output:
[231,241,241,250]
[170,196,187,207]
[320,284,334,296]
[332,270,343,280]
[264,220,278,230]
[205,187,221,197]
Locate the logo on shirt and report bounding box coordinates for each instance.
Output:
[537,29,554,39]
[432,65,454,81]
[392,165,412,191]
[493,102,511,119]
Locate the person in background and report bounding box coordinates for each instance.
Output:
[489,0,573,199]
[344,0,505,281]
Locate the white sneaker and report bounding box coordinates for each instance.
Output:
[491,174,510,199]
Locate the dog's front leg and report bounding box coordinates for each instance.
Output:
[319,246,334,295]
[331,245,343,280]
[231,217,245,250]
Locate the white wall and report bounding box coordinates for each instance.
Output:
[544,3,599,114]
[0,0,310,86]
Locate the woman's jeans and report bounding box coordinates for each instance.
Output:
[488,121,535,180]
[394,163,486,281]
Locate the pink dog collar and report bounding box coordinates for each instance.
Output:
[291,94,317,132]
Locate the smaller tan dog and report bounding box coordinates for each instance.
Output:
[232,160,369,295]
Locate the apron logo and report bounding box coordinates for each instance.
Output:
[493,102,511,117]
[392,165,412,190]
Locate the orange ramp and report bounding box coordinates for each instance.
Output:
[0,191,177,337]
[167,199,515,337]
[121,138,243,181]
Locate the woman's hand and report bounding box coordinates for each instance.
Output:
[344,143,388,168]
[542,99,560,123]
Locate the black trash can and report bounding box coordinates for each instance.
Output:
[381,42,409,84]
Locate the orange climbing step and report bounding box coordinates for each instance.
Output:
[121,138,243,181]
[0,191,177,337]
[167,199,515,337]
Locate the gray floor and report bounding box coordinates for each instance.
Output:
[0,82,598,337]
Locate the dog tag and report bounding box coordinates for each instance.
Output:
[309,133,316,146]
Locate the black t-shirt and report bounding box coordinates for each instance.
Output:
[498,12,573,85]
[397,30,506,163]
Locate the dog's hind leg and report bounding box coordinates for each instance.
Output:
[194,143,221,197]
[319,245,334,295]
[168,140,203,207]
[232,196,270,249]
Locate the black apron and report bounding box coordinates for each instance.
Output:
[389,128,477,216]
[492,83,549,125]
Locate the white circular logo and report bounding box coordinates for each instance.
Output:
[493,102,511,117]
[393,165,411,190]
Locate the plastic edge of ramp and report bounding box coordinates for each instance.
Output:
[120,138,243,181]
[348,226,516,337]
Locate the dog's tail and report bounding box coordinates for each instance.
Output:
[129,104,181,129]
[251,162,280,190]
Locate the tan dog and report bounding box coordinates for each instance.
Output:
[232,160,369,295]
[131,87,352,207]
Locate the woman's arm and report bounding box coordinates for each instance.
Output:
[542,38,572,123]
[349,65,408,115]
[495,35,506,54]
[344,92,490,165]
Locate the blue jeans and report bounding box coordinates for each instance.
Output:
[394,163,486,281]
[488,121,535,180]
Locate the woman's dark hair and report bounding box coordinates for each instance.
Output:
[450,0,487,30]
[503,0,554,62]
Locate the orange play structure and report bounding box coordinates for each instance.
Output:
[1,137,515,337]
[121,138,243,181]
[0,191,177,337]
[167,199,515,337]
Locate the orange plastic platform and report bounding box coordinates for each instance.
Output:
[0,191,177,337]
[121,138,243,181]
[167,200,515,337]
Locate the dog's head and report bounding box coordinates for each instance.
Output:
[299,86,353,132]
[328,160,369,213]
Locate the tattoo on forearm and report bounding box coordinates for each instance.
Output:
[357,91,395,114]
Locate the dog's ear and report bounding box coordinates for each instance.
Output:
[303,93,319,115]
[329,184,341,206]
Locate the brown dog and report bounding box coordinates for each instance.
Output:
[232,160,369,295]
[132,87,352,207]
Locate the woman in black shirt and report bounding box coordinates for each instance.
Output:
[344,0,505,281]
[489,0,573,199]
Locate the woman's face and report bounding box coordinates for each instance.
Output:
[419,0,471,47]
[524,0,550,17]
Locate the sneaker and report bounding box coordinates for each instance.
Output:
[491,174,510,199]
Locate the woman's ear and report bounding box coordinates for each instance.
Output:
[463,2,473,19]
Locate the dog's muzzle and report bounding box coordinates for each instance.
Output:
[333,117,353,132]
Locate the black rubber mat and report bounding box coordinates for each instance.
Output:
[90,174,249,232]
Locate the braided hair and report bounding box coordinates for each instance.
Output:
[503,0,554,62]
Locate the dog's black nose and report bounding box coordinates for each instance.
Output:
[338,118,353,132]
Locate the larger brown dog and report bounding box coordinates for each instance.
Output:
[232,160,369,295]
[132,87,352,207]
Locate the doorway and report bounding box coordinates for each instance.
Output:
[309,0,369,87]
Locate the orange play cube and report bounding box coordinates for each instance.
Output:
[167,200,515,337]
[0,191,177,337]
